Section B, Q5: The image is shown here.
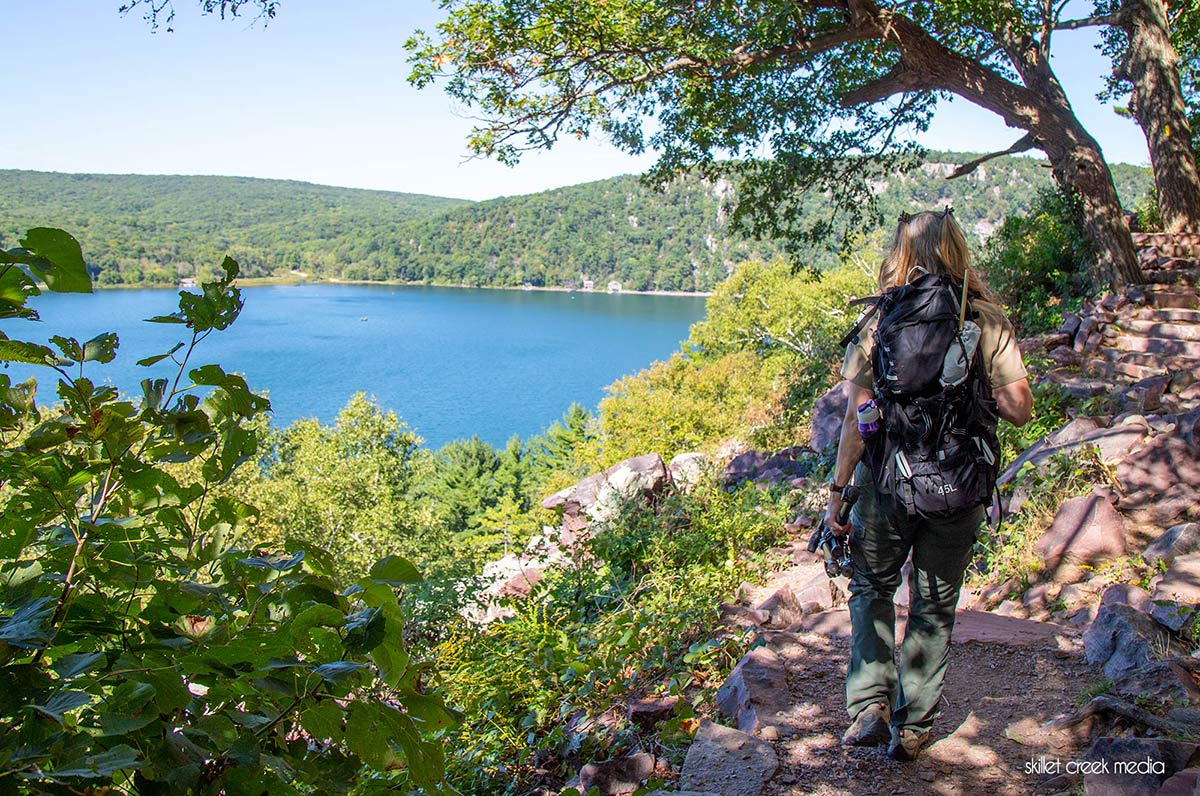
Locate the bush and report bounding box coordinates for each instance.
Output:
[0,235,456,794]
[978,187,1096,335]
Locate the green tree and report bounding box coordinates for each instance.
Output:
[244,393,438,582]
[423,436,505,533]
[408,0,1148,288]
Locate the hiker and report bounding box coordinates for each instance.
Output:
[825,208,1033,761]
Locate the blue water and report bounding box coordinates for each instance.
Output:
[2,284,707,448]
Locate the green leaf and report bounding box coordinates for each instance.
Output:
[0,597,56,648]
[0,337,56,366]
[345,702,404,771]
[52,652,105,681]
[313,661,367,684]
[81,332,119,363]
[29,690,93,723]
[300,701,344,740]
[238,550,305,571]
[19,228,91,294]
[137,341,184,367]
[50,745,142,779]
[368,555,423,585]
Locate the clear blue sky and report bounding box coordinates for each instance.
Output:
[1,2,1149,201]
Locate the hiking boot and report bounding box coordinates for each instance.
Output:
[841,702,891,746]
[887,726,930,762]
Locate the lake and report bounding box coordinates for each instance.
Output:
[4,284,707,448]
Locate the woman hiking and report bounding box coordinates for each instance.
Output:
[826,208,1033,761]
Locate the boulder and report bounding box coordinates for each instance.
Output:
[628,695,679,729]
[716,646,790,734]
[1081,737,1200,796]
[1047,345,1081,367]
[1145,523,1200,568]
[1117,374,1172,413]
[1034,490,1127,573]
[754,584,805,628]
[679,720,777,796]
[1083,603,1163,679]
[1100,583,1154,614]
[578,753,656,796]
[721,447,814,488]
[1159,768,1200,796]
[717,602,769,630]
[1149,554,1200,631]
[1119,407,1200,526]
[1111,659,1200,709]
[495,565,543,600]
[542,453,669,519]
[997,421,1147,488]
[669,452,709,491]
[810,381,851,452]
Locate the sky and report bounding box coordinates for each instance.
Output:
[1,2,1151,202]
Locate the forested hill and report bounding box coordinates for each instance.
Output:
[0,156,1152,291]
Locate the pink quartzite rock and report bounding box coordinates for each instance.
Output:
[1034,490,1127,573]
[1083,603,1161,679]
[1159,768,1200,796]
[1146,524,1200,568]
[628,695,679,729]
[541,453,669,517]
[716,646,790,734]
[1119,406,1200,526]
[997,421,1147,488]
[1082,737,1200,796]
[1112,659,1200,709]
[810,380,851,452]
[679,720,778,796]
[1099,583,1154,614]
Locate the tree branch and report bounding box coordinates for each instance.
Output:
[838,64,920,106]
[947,132,1038,178]
[1053,14,1120,31]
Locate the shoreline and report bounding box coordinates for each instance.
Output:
[95,276,713,298]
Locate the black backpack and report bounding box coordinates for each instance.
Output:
[841,272,1000,518]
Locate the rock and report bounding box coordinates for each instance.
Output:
[628,695,679,729]
[721,447,814,488]
[1118,374,1172,413]
[578,753,656,796]
[1083,603,1163,679]
[810,381,851,452]
[542,453,669,520]
[791,570,839,615]
[1061,312,1082,338]
[494,565,543,600]
[1057,581,1101,612]
[754,584,805,628]
[1146,524,1200,567]
[716,646,790,734]
[679,720,777,796]
[1035,490,1127,574]
[1159,768,1200,796]
[669,452,709,491]
[1047,345,1081,366]
[1100,583,1154,614]
[1081,737,1200,796]
[1119,407,1200,526]
[1111,659,1200,709]
[1149,554,1200,631]
[718,602,769,630]
[1043,368,1110,398]
[997,421,1148,488]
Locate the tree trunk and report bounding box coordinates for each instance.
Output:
[1122,0,1200,232]
[1042,128,1146,288]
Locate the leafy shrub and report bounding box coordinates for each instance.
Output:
[0,234,456,794]
[978,186,1096,335]
[433,480,790,795]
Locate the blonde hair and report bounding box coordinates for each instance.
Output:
[877,209,994,301]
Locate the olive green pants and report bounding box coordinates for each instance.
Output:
[845,464,983,734]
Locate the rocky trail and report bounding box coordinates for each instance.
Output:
[497,231,1200,796]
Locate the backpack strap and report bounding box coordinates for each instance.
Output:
[838,296,883,350]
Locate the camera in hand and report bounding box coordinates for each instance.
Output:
[807,484,860,578]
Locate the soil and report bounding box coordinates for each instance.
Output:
[753,611,1095,796]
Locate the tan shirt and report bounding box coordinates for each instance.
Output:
[841,298,1028,390]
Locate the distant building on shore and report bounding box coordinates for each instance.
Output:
[607,280,622,293]
[582,279,595,291]
[179,277,197,288]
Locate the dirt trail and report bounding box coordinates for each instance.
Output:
[748,611,1091,796]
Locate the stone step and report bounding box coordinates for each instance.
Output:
[1128,286,1200,309]
[1133,232,1200,259]
[1118,319,1200,341]
[1133,307,1200,324]
[1113,334,1200,357]
[1083,357,1169,383]
[1144,267,1200,287]
[1095,347,1200,371]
